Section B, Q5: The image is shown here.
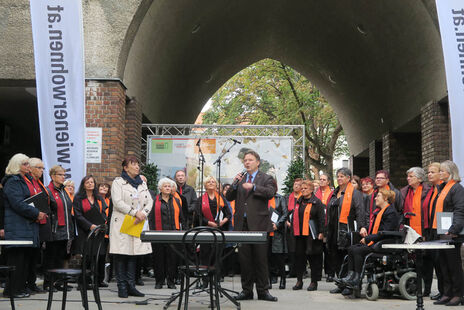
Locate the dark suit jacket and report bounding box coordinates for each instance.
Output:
[226,170,276,232]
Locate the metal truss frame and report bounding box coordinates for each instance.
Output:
[141,123,305,164]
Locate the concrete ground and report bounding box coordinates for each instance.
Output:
[0,275,444,310]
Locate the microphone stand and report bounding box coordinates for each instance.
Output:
[197,142,206,227]
[213,140,240,191]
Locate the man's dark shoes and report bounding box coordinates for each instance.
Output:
[434,296,451,305]
[257,291,278,302]
[167,283,176,290]
[234,291,253,301]
[445,297,461,306]
[330,287,342,294]
[307,282,318,291]
[431,293,442,300]
[326,275,334,282]
[292,281,303,290]
[155,283,163,289]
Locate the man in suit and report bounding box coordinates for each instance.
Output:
[226,150,277,302]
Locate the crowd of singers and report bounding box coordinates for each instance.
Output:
[1,152,464,305]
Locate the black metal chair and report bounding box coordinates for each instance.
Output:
[168,226,225,310]
[0,265,16,309]
[46,225,105,310]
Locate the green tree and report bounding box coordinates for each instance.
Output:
[282,157,307,195]
[203,58,347,178]
[141,163,159,192]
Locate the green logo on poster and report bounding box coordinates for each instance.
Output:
[151,140,172,153]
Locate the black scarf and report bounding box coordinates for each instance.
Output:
[121,171,143,189]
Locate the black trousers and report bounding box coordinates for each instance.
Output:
[152,243,176,285]
[440,243,463,298]
[238,219,269,295]
[294,236,322,282]
[286,232,296,276]
[328,242,347,277]
[323,242,334,276]
[26,247,41,288]
[347,244,373,273]
[6,247,35,295]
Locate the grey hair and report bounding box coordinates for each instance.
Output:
[5,153,29,175]
[406,167,427,182]
[29,157,43,168]
[158,177,176,191]
[440,160,461,182]
[63,180,75,187]
[336,167,352,178]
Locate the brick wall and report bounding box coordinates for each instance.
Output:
[421,100,450,166]
[85,80,127,184]
[382,132,421,188]
[124,97,142,160]
[369,140,382,177]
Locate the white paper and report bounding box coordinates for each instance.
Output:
[215,210,224,222]
[441,216,452,230]
[28,202,35,208]
[271,212,279,224]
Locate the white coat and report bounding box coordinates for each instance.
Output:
[109,177,153,255]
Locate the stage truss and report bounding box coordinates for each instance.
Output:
[141,124,305,164]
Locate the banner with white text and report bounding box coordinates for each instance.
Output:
[436,0,464,176]
[30,0,86,184]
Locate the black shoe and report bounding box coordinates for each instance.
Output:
[128,285,145,297]
[292,281,303,290]
[155,283,163,289]
[339,271,355,284]
[234,291,253,301]
[326,275,334,283]
[28,284,46,294]
[99,281,109,288]
[434,296,451,305]
[167,283,176,290]
[345,272,361,288]
[431,293,442,300]
[279,277,286,289]
[175,279,181,285]
[4,292,29,298]
[341,288,352,296]
[330,287,342,294]
[257,291,278,302]
[55,284,73,292]
[271,276,278,284]
[446,297,461,306]
[307,282,317,291]
[136,278,144,286]
[44,285,58,293]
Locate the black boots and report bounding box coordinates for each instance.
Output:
[340,271,355,284]
[279,277,286,289]
[127,258,145,297]
[115,256,128,298]
[345,272,361,287]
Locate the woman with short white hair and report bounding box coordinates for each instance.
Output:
[148,177,185,289]
[431,160,464,306]
[2,153,47,298]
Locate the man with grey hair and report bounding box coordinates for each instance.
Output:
[400,166,433,296]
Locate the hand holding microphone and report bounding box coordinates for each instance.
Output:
[232,169,247,186]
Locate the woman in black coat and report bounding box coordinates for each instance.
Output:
[268,192,288,289]
[291,180,325,291]
[340,188,399,293]
[73,175,108,287]
[431,161,464,306]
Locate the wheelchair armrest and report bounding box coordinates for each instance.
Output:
[377,231,403,238]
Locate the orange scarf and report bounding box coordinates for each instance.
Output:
[268,197,276,236]
[368,205,390,246]
[404,185,423,235]
[339,182,354,224]
[432,180,456,229]
[230,200,235,226]
[293,202,312,236]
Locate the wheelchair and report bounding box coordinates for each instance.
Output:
[336,215,422,301]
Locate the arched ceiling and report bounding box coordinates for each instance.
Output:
[123,0,447,156]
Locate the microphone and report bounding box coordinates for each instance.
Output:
[230,138,241,144]
[232,169,247,186]
[196,138,201,146]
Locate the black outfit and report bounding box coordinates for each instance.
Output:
[285,193,298,277]
[430,181,464,298]
[177,183,197,229]
[268,194,288,286]
[327,186,365,277]
[346,205,399,273]
[293,195,324,284]
[148,194,185,286]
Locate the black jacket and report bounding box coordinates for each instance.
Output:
[293,194,324,238]
[196,192,232,230]
[431,181,464,236]
[365,205,399,245]
[46,183,75,242]
[270,194,288,253]
[148,194,186,231]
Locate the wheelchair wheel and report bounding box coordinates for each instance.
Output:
[365,283,379,301]
[399,271,424,300]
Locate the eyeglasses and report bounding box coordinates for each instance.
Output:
[55,173,66,176]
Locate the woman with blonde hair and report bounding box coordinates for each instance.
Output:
[1,153,47,298]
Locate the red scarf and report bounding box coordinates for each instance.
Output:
[48,182,66,226]
[288,192,301,211]
[201,192,224,222]
[154,195,180,230]
[403,185,423,235]
[292,201,312,236]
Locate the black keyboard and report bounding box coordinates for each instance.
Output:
[140,230,267,244]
